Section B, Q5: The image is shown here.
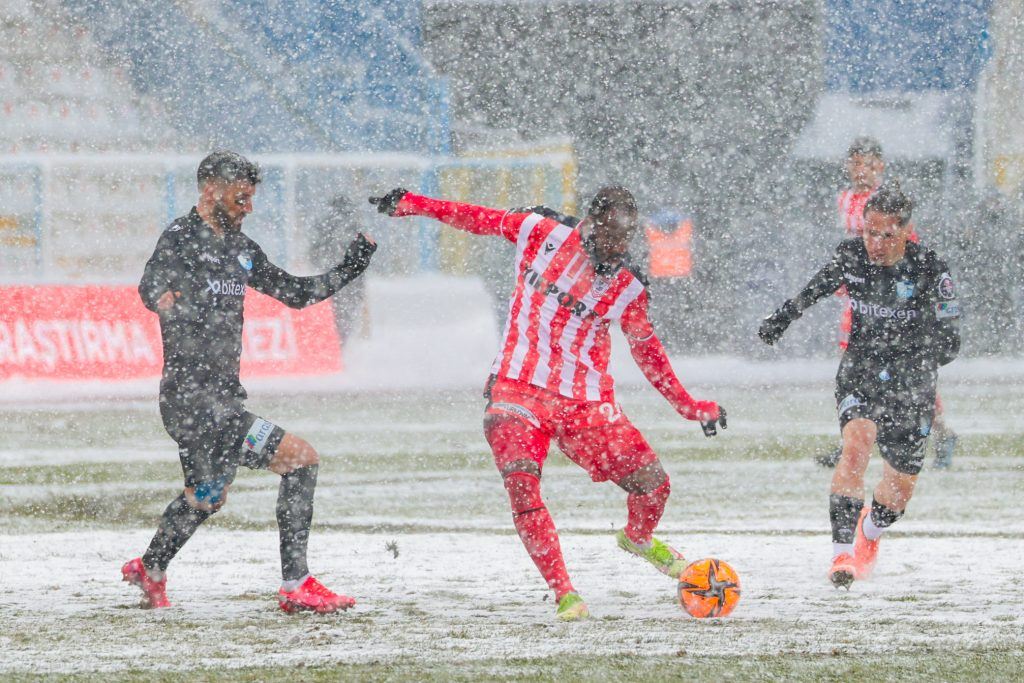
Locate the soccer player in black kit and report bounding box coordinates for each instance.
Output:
[122,151,377,612]
[759,182,960,588]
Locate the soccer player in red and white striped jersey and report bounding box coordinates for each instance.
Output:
[371,186,726,620]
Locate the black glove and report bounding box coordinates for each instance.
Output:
[700,407,727,437]
[758,301,799,345]
[339,233,377,277]
[368,188,409,216]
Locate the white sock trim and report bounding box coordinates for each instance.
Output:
[862,513,886,541]
[832,542,853,558]
[281,573,310,592]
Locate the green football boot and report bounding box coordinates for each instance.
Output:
[555,592,590,621]
[616,529,687,579]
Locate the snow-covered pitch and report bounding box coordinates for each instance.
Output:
[2,354,1022,679]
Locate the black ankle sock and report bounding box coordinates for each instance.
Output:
[829,494,864,544]
[870,497,903,529]
[277,464,318,581]
[142,494,212,572]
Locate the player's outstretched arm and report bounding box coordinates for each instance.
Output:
[759,249,845,345]
[621,292,726,436]
[248,233,377,309]
[370,188,527,242]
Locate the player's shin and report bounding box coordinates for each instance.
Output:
[863,497,903,540]
[625,479,671,545]
[277,464,318,584]
[504,472,575,599]
[828,493,863,558]
[142,493,213,573]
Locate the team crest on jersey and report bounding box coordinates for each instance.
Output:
[937,273,955,300]
[238,253,253,271]
[591,277,611,296]
[895,281,915,299]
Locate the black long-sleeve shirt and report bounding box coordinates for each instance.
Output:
[777,239,960,373]
[139,208,375,406]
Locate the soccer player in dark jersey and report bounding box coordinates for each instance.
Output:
[370,186,726,620]
[759,182,960,588]
[818,138,957,469]
[122,151,377,612]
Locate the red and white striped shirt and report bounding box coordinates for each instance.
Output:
[394,193,716,419]
[837,188,873,237]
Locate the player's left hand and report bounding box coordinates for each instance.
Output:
[369,188,409,216]
[700,407,727,437]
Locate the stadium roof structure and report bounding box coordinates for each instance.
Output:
[791,91,955,162]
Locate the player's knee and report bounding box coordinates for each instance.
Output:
[617,461,669,497]
[185,479,229,513]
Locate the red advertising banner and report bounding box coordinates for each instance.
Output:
[0,286,341,381]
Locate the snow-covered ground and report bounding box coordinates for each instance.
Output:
[2,277,1022,676]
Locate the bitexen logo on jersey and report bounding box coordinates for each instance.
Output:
[848,297,918,320]
[206,279,246,296]
[523,266,596,318]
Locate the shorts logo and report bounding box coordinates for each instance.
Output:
[919,416,932,436]
[838,394,862,416]
[238,253,253,271]
[490,402,540,428]
[241,417,275,455]
[937,273,955,300]
[895,281,915,299]
[935,301,960,319]
[878,369,891,382]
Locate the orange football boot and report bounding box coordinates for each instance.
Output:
[278,576,355,614]
[121,557,171,608]
[828,552,857,589]
[852,507,880,580]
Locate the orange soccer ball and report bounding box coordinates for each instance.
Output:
[677,558,741,618]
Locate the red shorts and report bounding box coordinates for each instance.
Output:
[483,376,658,483]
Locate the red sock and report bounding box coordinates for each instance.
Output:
[625,478,671,545]
[504,472,574,599]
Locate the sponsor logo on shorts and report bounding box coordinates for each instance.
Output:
[490,402,540,428]
[241,417,275,455]
[838,394,862,416]
[896,281,915,299]
[938,273,955,300]
[848,297,918,321]
[206,278,246,296]
[935,301,960,319]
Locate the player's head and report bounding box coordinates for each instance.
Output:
[197,150,262,233]
[862,180,913,265]
[846,136,884,193]
[584,185,639,270]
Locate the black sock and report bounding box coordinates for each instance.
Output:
[277,464,318,582]
[870,497,903,529]
[829,494,864,544]
[142,494,212,572]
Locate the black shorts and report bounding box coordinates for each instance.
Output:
[159,396,286,489]
[835,363,937,475]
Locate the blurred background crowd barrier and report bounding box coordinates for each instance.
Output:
[1,0,1021,364]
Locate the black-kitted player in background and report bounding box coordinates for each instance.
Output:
[759,182,960,588]
[123,151,377,613]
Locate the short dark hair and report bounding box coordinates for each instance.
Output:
[847,136,883,159]
[587,185,638,219]
[197,150,262,190]
[863,180,912,226]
